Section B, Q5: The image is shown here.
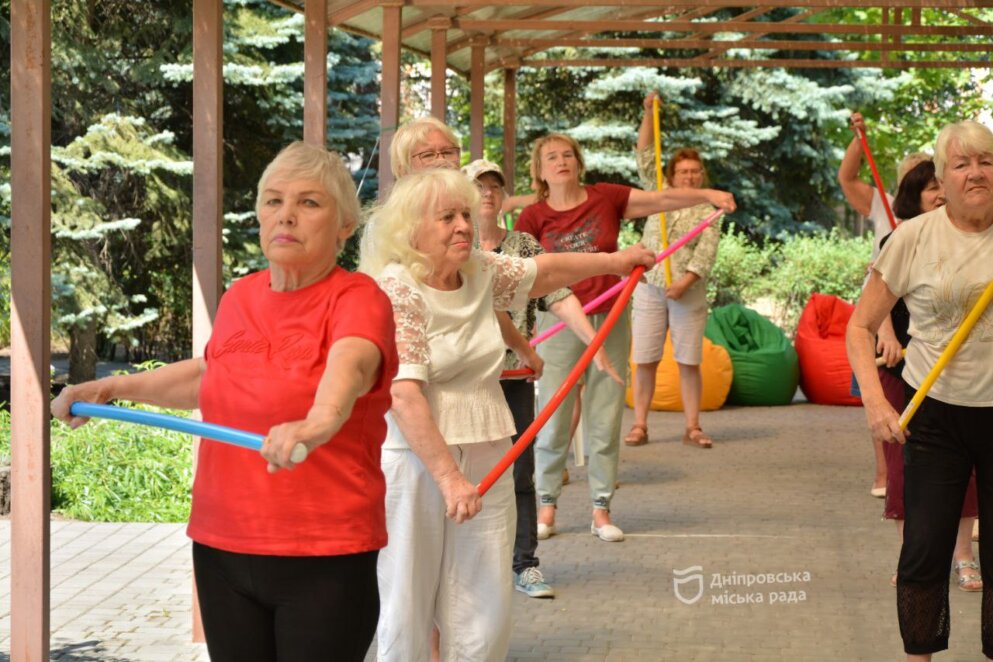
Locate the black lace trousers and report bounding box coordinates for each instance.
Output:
[897,387,993,656]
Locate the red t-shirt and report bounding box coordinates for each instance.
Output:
[188,267,398,556]
[514,183,631,315]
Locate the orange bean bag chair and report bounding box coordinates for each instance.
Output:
[625,332,733,412]
[794,293,862,406]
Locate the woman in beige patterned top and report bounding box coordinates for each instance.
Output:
[625,92,722,449]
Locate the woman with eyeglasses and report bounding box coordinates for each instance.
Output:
[514,123,735,544]
[389,116,463,178]
[624,92,724,451]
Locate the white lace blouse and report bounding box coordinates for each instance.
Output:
[378,250,538,448]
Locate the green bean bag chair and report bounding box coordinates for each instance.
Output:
[705,304,799,406]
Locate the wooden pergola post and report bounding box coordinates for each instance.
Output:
[429,17,451,121]
[191,0,224,642]
[502,66,518,194]
[379,1,403,193]
[304,0,328,146]
[10,1,52,657]
[469,36,487,160]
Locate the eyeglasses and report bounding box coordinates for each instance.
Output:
[412,147,461,165]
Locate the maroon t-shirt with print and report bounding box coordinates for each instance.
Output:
[515,183,632,315]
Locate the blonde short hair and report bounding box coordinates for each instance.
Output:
[529,133,586,201]
[359,168,480,281]
[255,141,359,255]
[934,120,993,181]
[390,117,461,179]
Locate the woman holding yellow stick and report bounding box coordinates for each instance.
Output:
[625,92,722,449]
[847,120,993,661]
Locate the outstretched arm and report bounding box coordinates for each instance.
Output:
[636,92,659,151]
[624,187,735,219]
[263,336,384,471]
[530,245,656,298]
[838,112,875,217]
[51,358,206,428]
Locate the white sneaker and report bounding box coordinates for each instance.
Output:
[537,522,556,540]
[591,521,624,542]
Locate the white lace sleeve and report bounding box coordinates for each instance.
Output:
[377,275,430,382]
[477,250,538,312]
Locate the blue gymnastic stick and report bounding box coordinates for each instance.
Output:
[69,402,308,463]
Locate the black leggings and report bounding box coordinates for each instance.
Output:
[193,542,379,662]
[897,387,993,656]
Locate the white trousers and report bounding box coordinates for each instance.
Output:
[376,440,516,662]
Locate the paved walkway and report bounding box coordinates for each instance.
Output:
[1,402,988,660]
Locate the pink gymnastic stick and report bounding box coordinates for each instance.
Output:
[529,208,725,347]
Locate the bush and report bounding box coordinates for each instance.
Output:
[707,223,776,307]
[0,251,10,348]
[758,229,871,336]
[0,402,192,522]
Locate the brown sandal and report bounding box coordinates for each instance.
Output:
[624,423,648,446]
[683,426,713,449]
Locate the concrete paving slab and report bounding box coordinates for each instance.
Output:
[0,402,986,660]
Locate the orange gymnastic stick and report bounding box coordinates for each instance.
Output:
[477,265,644,496]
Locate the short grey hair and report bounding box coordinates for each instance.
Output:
[933,120,993,181]
[255,141,360,254]
[389,117,460,179]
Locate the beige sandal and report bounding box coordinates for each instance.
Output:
[624,423,648,446]
[683,426,713,449]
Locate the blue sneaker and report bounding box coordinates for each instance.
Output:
[514,567,555,599]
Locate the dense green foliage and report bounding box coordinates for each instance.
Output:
[1,1,990,365]
[706,224,777,308]
[0,402,193,522]
[0,0,380,360]
[705,228,872,336]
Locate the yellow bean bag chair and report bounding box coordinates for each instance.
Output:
[625,332,733,412]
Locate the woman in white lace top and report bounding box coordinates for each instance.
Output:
[360,169,654,661]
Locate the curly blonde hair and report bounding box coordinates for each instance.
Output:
[359,169,480,281]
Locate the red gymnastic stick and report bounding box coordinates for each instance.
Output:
[854,125,897,231]
[477,264,644,496]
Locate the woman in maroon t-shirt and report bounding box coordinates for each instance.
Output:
[514,133,735,542]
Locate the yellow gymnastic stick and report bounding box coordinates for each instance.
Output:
[652,96,672,288]
[899,280,993,430]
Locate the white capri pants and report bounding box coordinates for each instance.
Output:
[377,440,515,662]
[631,281,709,366]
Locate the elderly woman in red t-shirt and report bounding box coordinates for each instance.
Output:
[51,141,398,662]
[514,133,735,542]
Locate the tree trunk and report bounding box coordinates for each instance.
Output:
[69,319,98,384]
